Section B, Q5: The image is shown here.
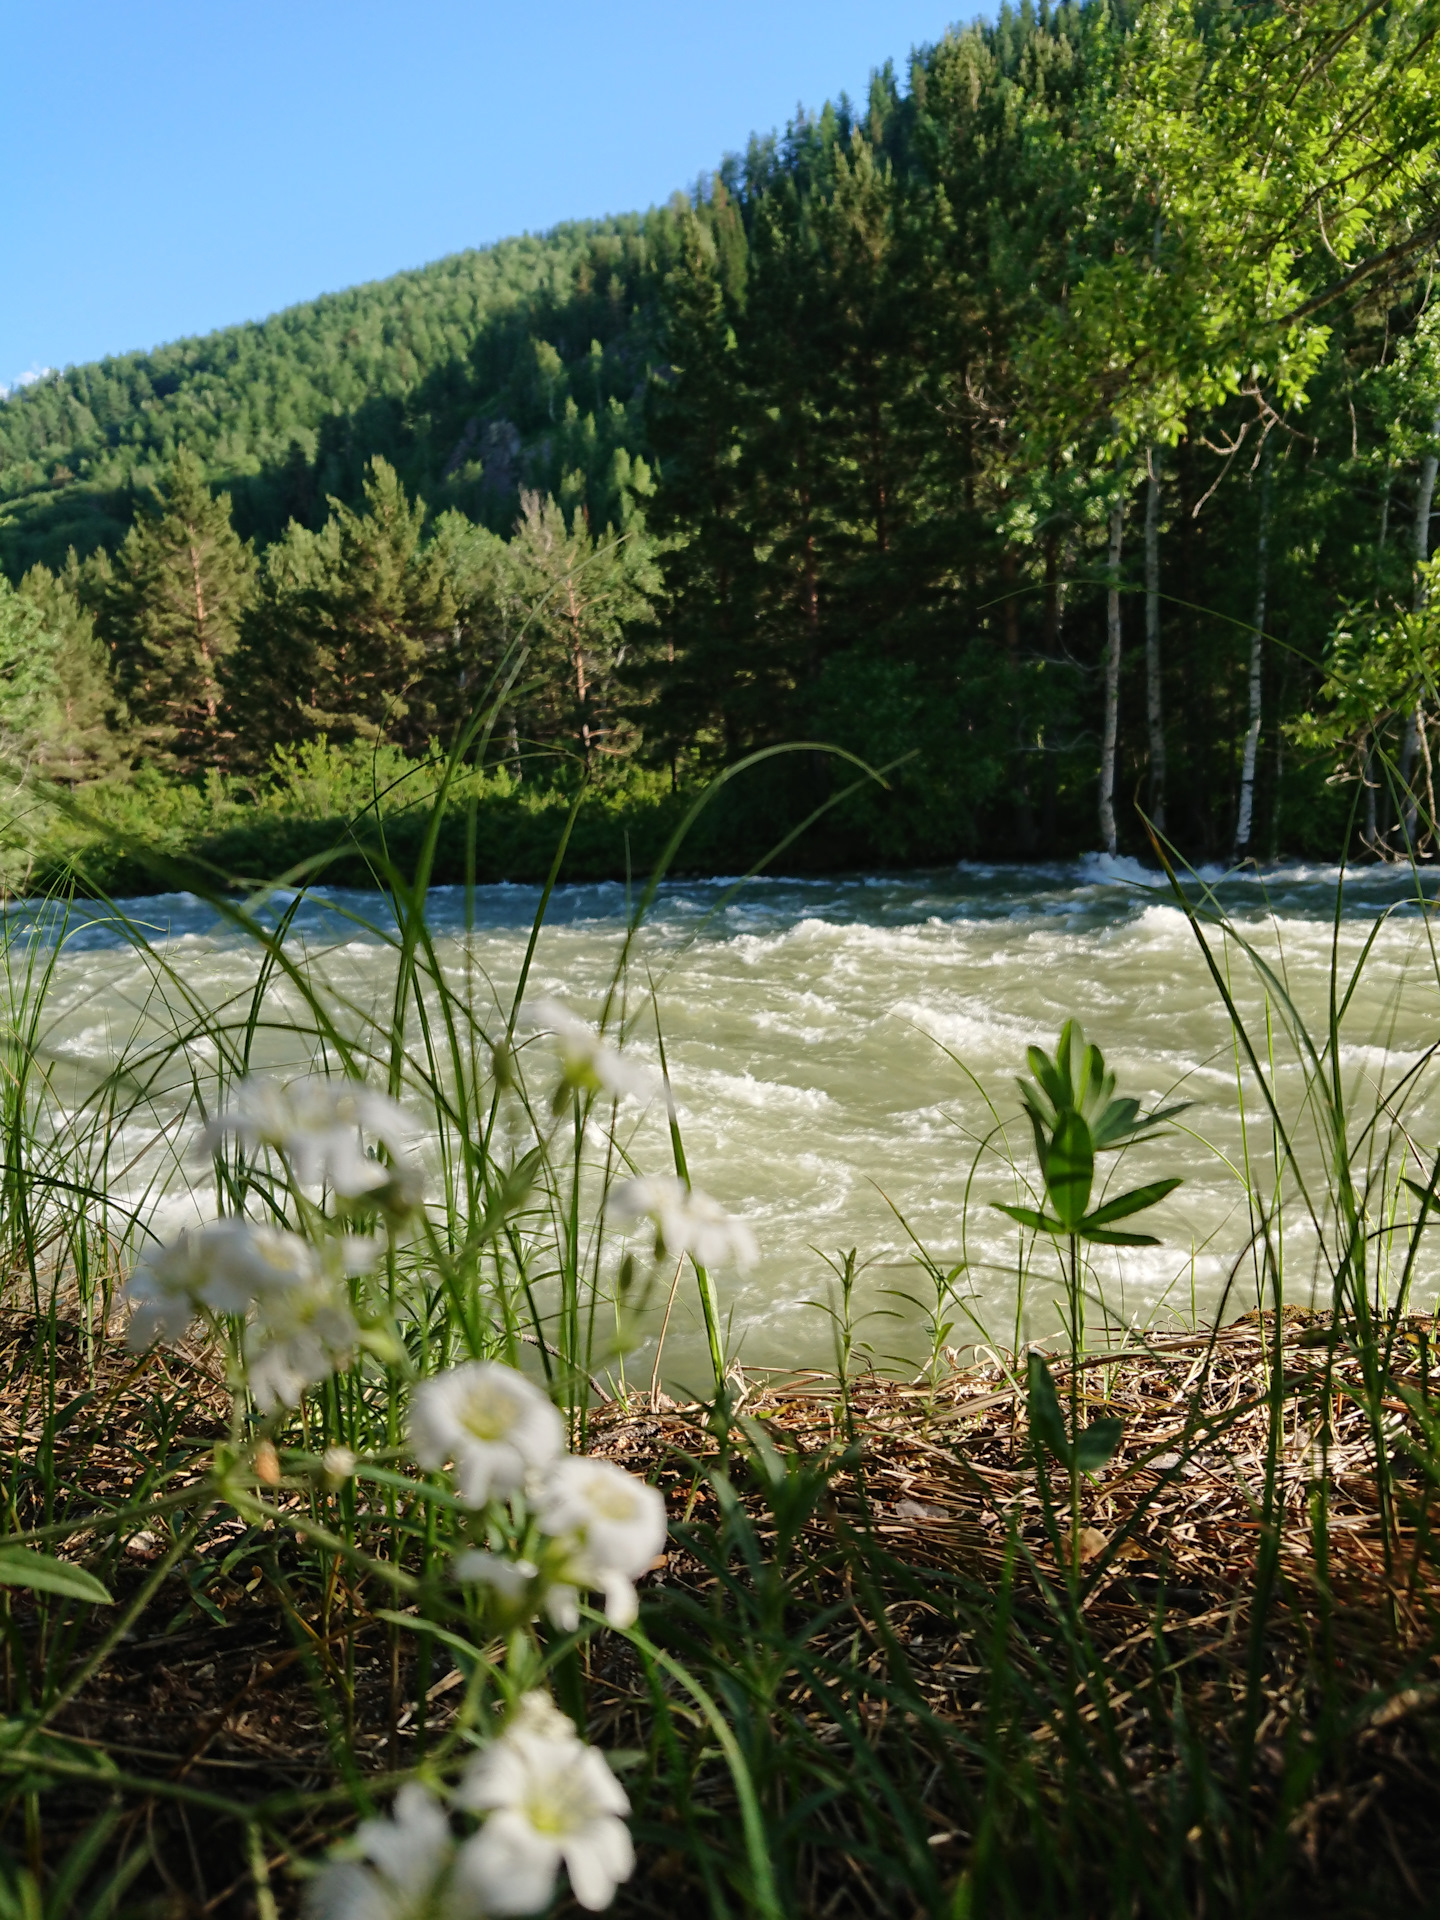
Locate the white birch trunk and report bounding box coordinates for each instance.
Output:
[1233,442,1272,859]
[1398,406,1440,849]
[1144,451,1166,835]
[1364,744,1379,850]
[1413,412,1440,588]
[1099,492,1124,857]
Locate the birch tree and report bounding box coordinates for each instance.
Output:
[1099,486,1125,857]
[1018,0,1440,853]
[1233,433,1273,860]
[1398,406,1440,846]
[1143,448,1166,833]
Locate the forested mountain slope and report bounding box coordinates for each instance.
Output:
[4,0,1440,882]
[0,215,675,575]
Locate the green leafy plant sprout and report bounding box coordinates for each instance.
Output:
[997,1019,1186,1571]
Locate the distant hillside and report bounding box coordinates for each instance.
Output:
[0,212,684,575]
[4,3,1436,878]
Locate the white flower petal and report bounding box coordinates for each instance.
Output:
[532,998,655,1105]
[408,1362,565,1508]
[543,1583,580,1632]
[303,1859,391,1920]
[455,1811,559,1917]
[608,1175,757,1269]
[600,1572,639,1630]
[360,1783,452,1891]
[122,1219,321,1350]
[453,1705,633,1915]
[453,1551,537,1604]
[200,1077,424,1208]
[536,1457,668,1586]
[508,1690,579,1743]
[305,1782,458,1920]
[563,1815,635,1911]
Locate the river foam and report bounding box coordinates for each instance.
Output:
[11,858,1440,1381]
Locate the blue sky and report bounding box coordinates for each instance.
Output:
[2,1,969,390]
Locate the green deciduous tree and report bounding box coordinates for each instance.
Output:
[0,573,59,762]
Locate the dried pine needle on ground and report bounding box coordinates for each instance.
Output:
[2,1310,1438,1917]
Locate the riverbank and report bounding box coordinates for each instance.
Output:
[5,756,701,897]
[3,741,988,900]
[3,1307,1434,1915]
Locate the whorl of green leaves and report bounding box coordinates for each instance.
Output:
[998,1018,1186,1243]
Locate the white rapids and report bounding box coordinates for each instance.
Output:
[12,854,1440,1388]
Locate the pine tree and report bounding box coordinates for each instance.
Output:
[100,449,255,770]
[225,516,337,764]
[16,555,123,782]
[0,573,60,763]
[282,458,455,749]
[425,510,513,747]
[503,490,659,766]
[646,202,760,766]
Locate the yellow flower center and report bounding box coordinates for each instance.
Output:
[528,1798,565,1834]
[459,1392,516,1442]
[586,1479,637,1521]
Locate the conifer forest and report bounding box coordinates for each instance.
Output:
[3,0,1440,882]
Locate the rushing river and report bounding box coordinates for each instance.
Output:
[14,855,1440,1386]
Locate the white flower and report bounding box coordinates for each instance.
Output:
[322,1445,357,1484]
[123,1219,319,1350]
[609,1174,759,1270]
[123,1238,207,1349]
[502,1689,580,1742]
[454,1550,539,1609]
[305,1782,474,1920]
[244,1270,361,1411]
[452,1693,633,1914]
[534,1456,667,1630]
[201,1076,424,1210]
[408,1362,565,1507]
[531,999,654,1105]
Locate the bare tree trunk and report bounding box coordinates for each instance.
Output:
[1398,407,1440,851]
[1099,490,1124,857]
[1364,743,1379,850]
[1412,420,1437,589]
[1002,548,1036,853]
[566,578,592,762]
[1040,518,1060,849]
[1144,449,1166,835]
[1233,439,1272,860]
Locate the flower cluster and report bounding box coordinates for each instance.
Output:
[306,1693,633,1918]
[201,1075,425,1222]
[124,1218,376,1410]
[122,1074,425,1409]
[609,1172,759,1270]
[409,1360,667,1632]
